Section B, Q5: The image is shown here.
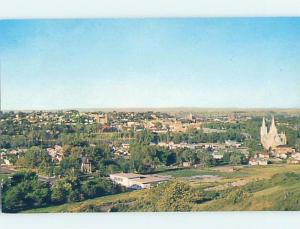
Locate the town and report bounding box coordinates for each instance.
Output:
[1,109,300,212]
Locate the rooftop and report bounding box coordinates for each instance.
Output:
[110,173,147,179]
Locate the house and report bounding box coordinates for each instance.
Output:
[249,158,258,166]
[291,152,300,160]
[273,146,295,155]
[225,140,242,148]
[271,146,295,159]
[47,145,64,163]
[212,153,223,160]
[249,158,268,166]
[287,158,300,164]
[258,159,268,165]
[109,173,170,189]
[182,162,192,167]
[258,152,270,159]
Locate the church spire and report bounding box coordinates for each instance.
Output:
[262,117,266,127]
[271,116,275,127]
[269,115,278,135]
[260,117,267,139]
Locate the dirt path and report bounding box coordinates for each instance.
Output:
[204,179,251,191]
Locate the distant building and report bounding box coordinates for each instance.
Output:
[258,152,270,159]
[273,146,295,155]
[225,140,241,148]
[95,114,108,125]
[258,159,268,166]
[212,153,223,160]
[272,146,295,159]
[291,152,300,161]
[186,113,195,122]
[260,116,287,150]
[249,158,268,166]
[109,173,170,189]
[182,162,192,167]
[249,158,258,166]
[287,158,300,164]
[81,156,92,173]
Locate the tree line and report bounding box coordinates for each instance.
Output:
[1,171,124,213]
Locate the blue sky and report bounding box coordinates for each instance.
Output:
[0,18,299,110]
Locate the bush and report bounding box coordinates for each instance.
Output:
[130,180,200,211]
[2,171,51,213]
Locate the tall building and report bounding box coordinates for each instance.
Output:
[95,113,108,125]
[260,116,287,150]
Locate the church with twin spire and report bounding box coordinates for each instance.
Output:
[260,116,287,150]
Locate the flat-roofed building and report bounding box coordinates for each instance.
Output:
[109,173,170,189]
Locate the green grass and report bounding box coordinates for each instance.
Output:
[0,173,10,182]
[159,167,247,179]
[194,168,300,211]
[22,190,145,213]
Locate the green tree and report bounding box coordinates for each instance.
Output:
[2,171,51,213]
[51,177,80,203]
[132,180,199,211]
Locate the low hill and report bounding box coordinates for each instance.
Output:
[22,165,300,212]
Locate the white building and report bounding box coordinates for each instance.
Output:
[225,140,242,148]
[249,158,268,166]
[260,116,287,150]
[109,173,170,189]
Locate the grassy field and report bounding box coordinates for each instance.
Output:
[22,190,145,213]
[159,167,248,178]
[21,164,300,212]
[195,172,300,211]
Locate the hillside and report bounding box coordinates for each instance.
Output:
[22,164,300,213]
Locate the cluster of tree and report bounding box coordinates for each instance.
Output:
[116,144,247,173]
[126,180,201,211]
[17,144,248,176]
[16,146,53,175]
[222,150,248,165]
[133,129,246,145]
[1,171,124,213]
[13,142,115,177]
[2,172,51,212]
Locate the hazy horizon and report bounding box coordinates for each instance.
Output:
[1,18,300,110]
[3,106,300,113]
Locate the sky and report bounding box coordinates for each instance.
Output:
[0,18,299,110]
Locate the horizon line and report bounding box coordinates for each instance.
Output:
[2,106,300,112]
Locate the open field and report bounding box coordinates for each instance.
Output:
[159,166,248,178]
[23,190,146,213]
[21,164,300,212]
